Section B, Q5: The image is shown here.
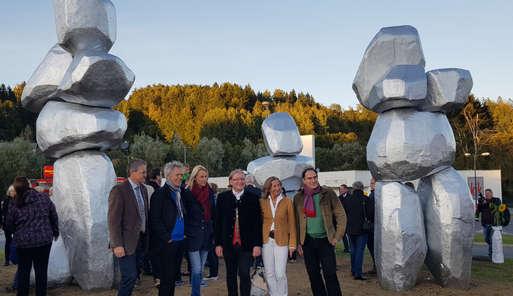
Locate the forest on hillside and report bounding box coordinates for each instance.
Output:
[1,82,512,202]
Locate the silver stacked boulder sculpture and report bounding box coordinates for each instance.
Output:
[21,0,134,290]
[353,25,474,291]
[247,112,313,193]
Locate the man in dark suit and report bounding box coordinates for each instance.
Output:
[108,159,149,296]
[150,161,187,296]
[215,169,263,296]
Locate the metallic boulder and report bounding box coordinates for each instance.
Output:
[417,167,474,288]
[421,68,473,114]
[262,112,303,156]
[375,182,427,291]
[36,101,127,158]
[353,25,426,113]
[368,64,426,111]
[367,108,455,181]
[21,44,73,113]
[56,53,135,107]
[247,155,312,193]
[52,151,116,290]
[53,0,116,54]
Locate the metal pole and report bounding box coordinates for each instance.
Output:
[473,137,478,205]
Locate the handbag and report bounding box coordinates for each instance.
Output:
[250,260,268,296]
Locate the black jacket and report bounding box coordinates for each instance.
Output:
[214,190,263,252]
[184,187,216,252]
[150,183,188,250]
[342,189,374,236]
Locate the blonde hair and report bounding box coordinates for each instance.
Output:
[262,176,282,199]
[187,165,209,188]
[6,185,15,197]
[228,169,245,181]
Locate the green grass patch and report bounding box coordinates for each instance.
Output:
[472,259,513,283]
[474,233,513,245]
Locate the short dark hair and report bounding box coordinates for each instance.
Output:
[485,188,493,194]
[128,159,146,174]
[149,168,161,180]
[340,184,348,189]
[302,167,317,179]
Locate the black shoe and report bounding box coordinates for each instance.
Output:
[354,276,367,281]
[343,249,350,253]
[365,269,377,275]
[4,262,9,266]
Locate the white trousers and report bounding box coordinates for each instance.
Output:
[262,239,289,296]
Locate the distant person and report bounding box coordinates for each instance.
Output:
[205,183,219,281]
[343,181,373,280]
[5,176,59,296]
[184,165,216,296]
[150,161,188,296]
[365,178,376,274]
[293,167,346,296]
[260,176,296,296]
[244,174,262,197]
[2,185,16,266]
[338,184,351,253]
[108,160,149,296]
[148,168,163,191]
[181,164,191,188]
[215,169,263,296]
[476,188,501,259]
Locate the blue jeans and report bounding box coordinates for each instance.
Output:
[349,234,368,277]
[483,224,493,258]
[189,250,208,296]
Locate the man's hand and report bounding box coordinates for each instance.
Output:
[252,246,261,257]
[215,246,223,258]
[289,247,296,257]
[113,246,125,258]
[330,238,338,246]
[297,244,303,256]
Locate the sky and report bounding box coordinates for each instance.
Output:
[1,0,512,107]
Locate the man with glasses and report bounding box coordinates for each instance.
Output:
[215,169,263,296]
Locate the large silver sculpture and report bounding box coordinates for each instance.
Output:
[22,0,132,290]
[354,25,474,291]
[247,112,312,193]
[375,182,426,291]
[417,167,474,288]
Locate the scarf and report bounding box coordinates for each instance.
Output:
[192,184,212,221]
[303,186,321,218]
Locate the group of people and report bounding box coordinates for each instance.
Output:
[108,159,379,296]
[0,158,379,296]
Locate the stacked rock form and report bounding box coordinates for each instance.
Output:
[247,112,313,193]
[21,0,133,290]
[353,25,474,291]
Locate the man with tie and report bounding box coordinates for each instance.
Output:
[215,169,263,296]
[108,159,149,296]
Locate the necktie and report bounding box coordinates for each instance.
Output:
[134,185,146,232]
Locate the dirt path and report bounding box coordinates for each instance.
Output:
[0,255,511,295]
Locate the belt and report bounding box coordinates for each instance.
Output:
[269,230,275,239]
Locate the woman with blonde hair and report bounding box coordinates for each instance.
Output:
[260,176,296,296]
[183,165,216,296]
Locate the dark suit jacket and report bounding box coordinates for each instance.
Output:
[214,190,262,252]
[183,187,216,252]
[150,183,187,250]
[108,180,149,255]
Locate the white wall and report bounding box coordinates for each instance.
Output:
[211,170,502,198]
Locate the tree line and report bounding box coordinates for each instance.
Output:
[1,82,512,203]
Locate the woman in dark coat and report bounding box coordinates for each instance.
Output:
[5,176,59,296]
[2,185,16,266]
[184,165,216,296]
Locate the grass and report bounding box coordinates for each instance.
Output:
[474,233,513,245]
[472,259,513,283]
